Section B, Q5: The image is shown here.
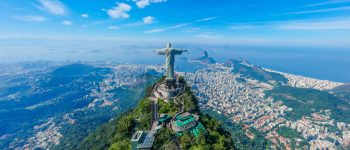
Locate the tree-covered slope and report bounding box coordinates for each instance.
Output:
[265,86,350,123]
[153,84,234,150]
[78,77,234,150]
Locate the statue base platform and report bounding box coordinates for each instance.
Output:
[154,81,184,102]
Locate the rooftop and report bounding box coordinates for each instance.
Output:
[131,131,145,142]
[137,131,155,149]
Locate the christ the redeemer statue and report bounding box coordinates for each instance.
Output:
[154,42,187,83]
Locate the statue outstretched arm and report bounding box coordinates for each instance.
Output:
[173,49,187,55]
[153,49,167,55]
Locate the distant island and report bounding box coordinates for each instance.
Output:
[189,51,216,65]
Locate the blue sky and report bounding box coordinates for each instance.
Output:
[1,0,350,47]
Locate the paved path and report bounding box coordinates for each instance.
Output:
[149,97,159,132]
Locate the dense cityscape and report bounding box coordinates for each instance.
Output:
[1,60,350,149]
[182,63,350,149]
[0,63,162,149]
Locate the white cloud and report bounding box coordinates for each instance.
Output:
[108,26,120,29]
[183,27,200,33]
[107,3,132,19]
[196,17,217,22]
[145,16,214,33]
[135,0,150,8]
[277,20,350,30]
[195,33,221,39]
[145,28,167,33]
[143,16,154,24]
[145,23,189,33]
[231,25,257,30]
[144,16,214,33]
[228,18,350,31]
[37,0,66,15]
[14,15,46,22]
[123,17,155,27]
[145,29,163,33]
[171,23,189,28]
[151,0,167,2]
[133,0,167,8]
[123,22,144,27]
[303,0,350,7]
[81,14,89,18]
[287,6,350,15]
[61,20,72,25]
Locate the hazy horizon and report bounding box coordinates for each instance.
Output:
[1,0,350,81]
[1,39,349,82]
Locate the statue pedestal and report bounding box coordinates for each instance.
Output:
[164,78,176,88]
[154,80,184,101]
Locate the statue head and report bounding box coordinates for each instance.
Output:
[166,42,172,48]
